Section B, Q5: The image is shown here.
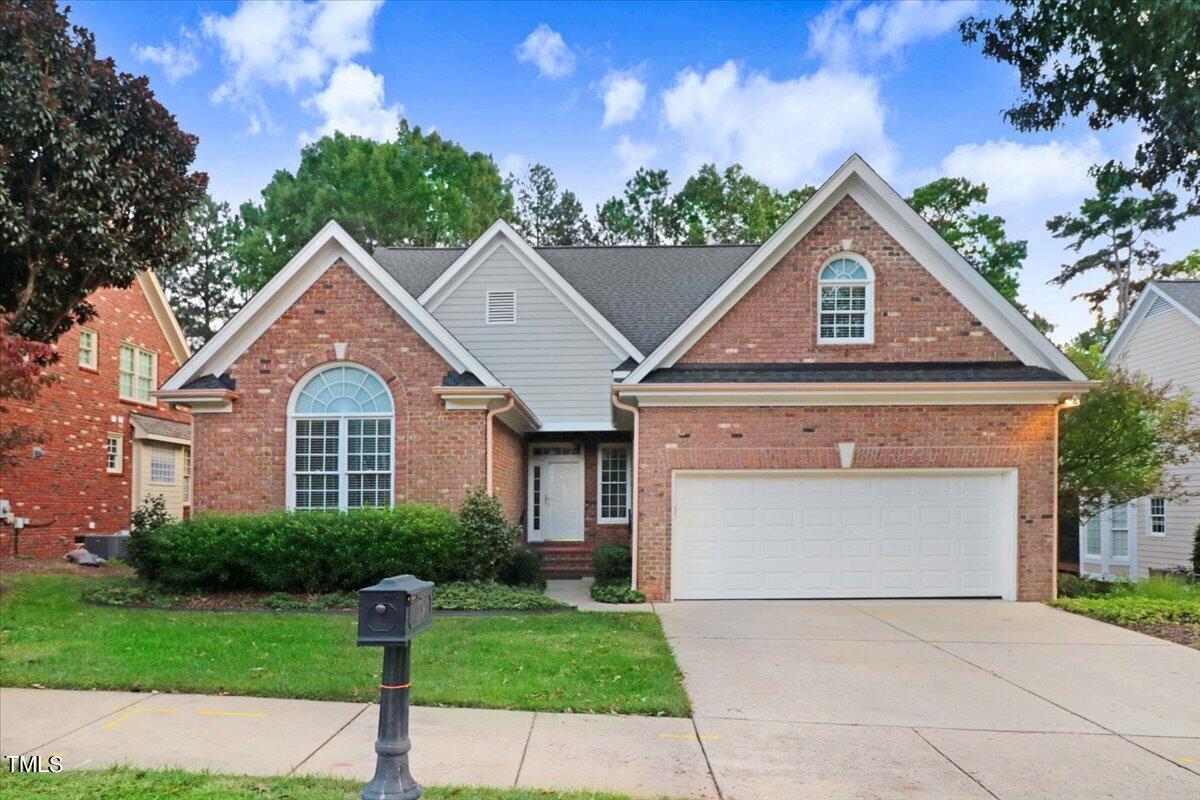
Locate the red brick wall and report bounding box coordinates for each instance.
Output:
[634,404,1058,602]
[524,432,632,547]
[680,196,1015,364]
[491,421,526,526]
[0,283,190,556]
[194,261,488,513]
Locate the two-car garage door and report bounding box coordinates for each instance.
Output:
[671,471,1016,600]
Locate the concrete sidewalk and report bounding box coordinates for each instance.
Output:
[0,688,716,798]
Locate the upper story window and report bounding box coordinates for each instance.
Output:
[817,257,874,344]
[486,290,516,324]
[1149,497,1166,535]
[119,344,156,404]
[78,329,97,369]
[289,363,395,511]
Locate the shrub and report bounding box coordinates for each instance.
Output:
[1057,572,1111,598]
[458,486,519,580]
[1111,575,1200,601]
[1051,596,1200,626]
[590,582,645,604]
[593,544,632,585]
[130,504,470,592]
[1193,522,1200,576]
[434,581,567,611]
[498,544,545,589]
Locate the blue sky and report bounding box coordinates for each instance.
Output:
[72,0,1197,341]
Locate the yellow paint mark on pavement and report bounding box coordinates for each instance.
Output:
[1180,756,1196,765]
[102,707,178,730]
[197,710,267,719]
[658,733,721,741]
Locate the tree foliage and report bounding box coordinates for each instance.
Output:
[594,168,677,245]
[962,0,1200,197]
[0,313,56,468]
[1060,367,1200,516]
[1047,165,1187,320]
[673,164,813,244]
[0,0,207,342]
[234,124,513,291]
[513,163,593,245]
[160,195,246,350]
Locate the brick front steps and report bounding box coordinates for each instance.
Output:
[533,542,594,578]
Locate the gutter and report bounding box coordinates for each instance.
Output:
[610,389,640,592]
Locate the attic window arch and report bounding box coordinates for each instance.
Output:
[287,363,394,511]
[817,256,874,343]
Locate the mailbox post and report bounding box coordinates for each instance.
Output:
[357,575,434,800]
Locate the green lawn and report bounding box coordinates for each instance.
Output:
[0,766,663,800]
[0,574,689,716]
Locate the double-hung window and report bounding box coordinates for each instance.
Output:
[119,344,156,403]
[289,364,394,511]
[1110,504,1130,559]
[1149,498,1166,535]
[105,434,123,474]
[1083,515,1101,559]
[78,329,97,369]
[598,444,630,524]
[817,257,874,343]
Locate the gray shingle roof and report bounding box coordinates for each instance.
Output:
[1153,280,1200,318]
[179,373,236,391]
[642,362,1071,384]
[372,244,757,354]
[130,413,192,441]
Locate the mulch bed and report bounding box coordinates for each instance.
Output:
[1126,621,1200,648]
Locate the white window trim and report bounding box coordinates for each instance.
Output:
[149,443,176,485]
[119,343,158,405]
[285,362,396,511]
[816,254,875,345]
[597,443,631,524]
[183,445,192,505]
[485,289,517,325]
[1083,514,1101,559]
[78,329,98,370]
[1148,497,1166,537]
[105,433,123,474]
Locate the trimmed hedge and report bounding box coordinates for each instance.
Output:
[593,544,632,584]
[130,504,485,593]
[498,544,546,589]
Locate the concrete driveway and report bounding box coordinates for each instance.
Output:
[656,599,1200,800]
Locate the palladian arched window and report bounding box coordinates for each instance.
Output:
[288,363,394,510]
[817,256,874,343]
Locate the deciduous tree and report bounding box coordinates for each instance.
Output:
[0,314,56,468]
[674,164,813,244]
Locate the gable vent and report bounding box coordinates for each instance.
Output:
[1145,295,1173,318]
[486,290,516,324]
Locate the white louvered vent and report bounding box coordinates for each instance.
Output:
[486,290,516,324]
[1145,295,1173,318]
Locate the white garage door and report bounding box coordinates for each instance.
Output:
[672,471,1016,600]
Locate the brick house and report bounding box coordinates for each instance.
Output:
[1,273,193,556]
[157,156,1091,601]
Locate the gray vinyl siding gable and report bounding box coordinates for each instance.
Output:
[1114,304,1200,575]
[430,244,623,427]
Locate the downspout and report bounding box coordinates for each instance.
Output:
[485,393,515,496]
[611,390,640,591]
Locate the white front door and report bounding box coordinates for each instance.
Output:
[529,453,584,541]
[672,470,1017,600]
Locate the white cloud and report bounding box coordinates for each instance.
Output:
[614,136,658,176]
[515,24,575,79]
[661,60,894,187]
[203,0,383,131]
[599,69,646,127]
[133,29,201,82]
[300,63,401,144]
[499,153,527,177]
[938,137,1104,206]
[808,1,980,66]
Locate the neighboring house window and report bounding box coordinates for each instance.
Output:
[119,344,156,403]
[78,329,97,369]
[289,363,394,511]
[1084,515,1101,558]
[149,443,176,484]
[1110,504,1129,559]
[1149,498,1166,535]
[817,257,874,343]
[598,444,630,523]
[105,434,123,474]
[183,445,192,504]
[486,290,516,324]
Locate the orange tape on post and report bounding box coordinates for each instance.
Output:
[380,683,411,690]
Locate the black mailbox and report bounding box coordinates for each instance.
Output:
[357,574,434,646]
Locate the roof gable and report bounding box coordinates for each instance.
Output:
[162,221,500,392]
[136,271,190,364]
[1105,281,1200,362]
[624,155,1088,383]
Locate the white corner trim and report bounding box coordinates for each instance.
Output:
[136,271,190,364]
[625,155,1088,384]
[418,219,644,362]
[1105,283,1200,362]
[162,221,501,392]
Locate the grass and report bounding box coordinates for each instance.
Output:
[0,766,662,799]
[0,574,689,716]
[1050,573,1200,643]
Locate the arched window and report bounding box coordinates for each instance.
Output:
[288,364,394,510]
[817,256,874,343]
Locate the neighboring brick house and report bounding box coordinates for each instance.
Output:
[0,273,193,556]
[158,156,1091,599]
[1080,281,1200,578]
